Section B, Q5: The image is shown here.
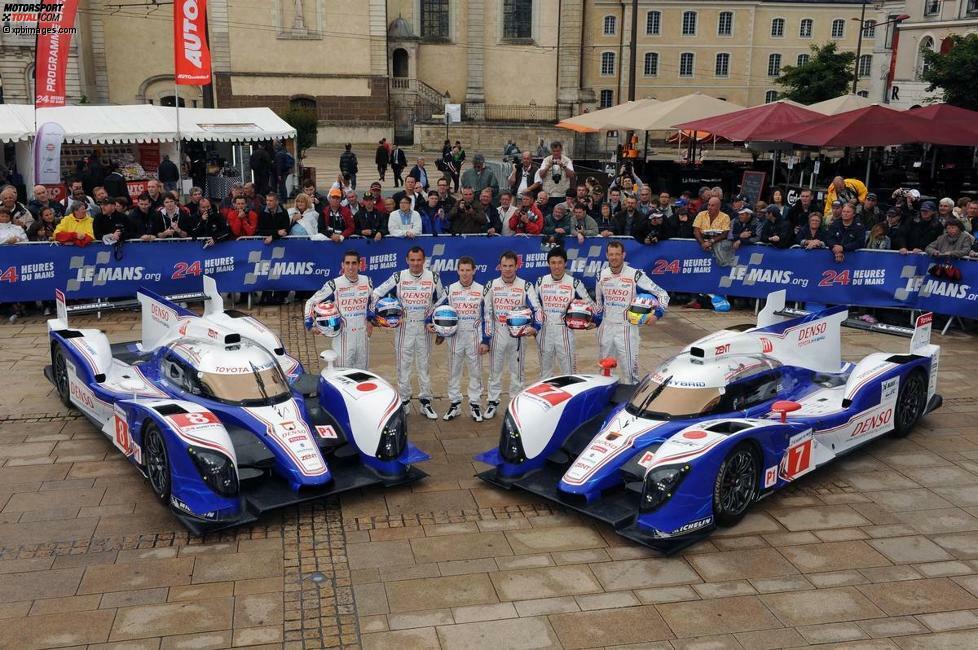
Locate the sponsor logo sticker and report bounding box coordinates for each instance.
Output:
[316,425,338,439]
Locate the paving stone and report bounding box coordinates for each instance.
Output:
[231,625,283,647]
[761,586,885,626]
[451,601,518,623]
[799,622,869,644]
[494,554,554,571]
[858,616,929,638]
[99,588,169,609]
[0,610,116,647]
[385,489,477,516]
[589,558,701,591]
[158,630,233,650]
[0,567,84,603]
[29,593,102,615]
[167,582,234,602]
[190,551,282,584]
[845,472,922,491]
[768,505,871,531]
[490,565,602,601]
[634,585,701,604]
[897,508,978,534]
[79,558,194,594]
[387,608,454,629]
[232,577,282,596]
[387,573,497,612]
[361,626,439,650]
[0,557,55,574]
[808,570,871,588]
[916,609,978,632]
[658,595,780,637]
[353,582,389,616]
[867,489,955,512]
[868,536,955,563]
[692,580,757,599]
[110,598,234,641]
[438,616,561,649]
[687,548,798,582]
[815,527,871,542]
[902,466,978,487]
[1,487,104,513]
[0,517,97,546]
[347,539,414,569]
[89,639,161,650]
[551,549,611,565]
[574,590,640,611]
[359,615,388,633]
[504,526,606,554]
[914,560,974,577]
[893,628,978,648]
[550,605,673,648]
[438,557,498,576]
[749,574,812,594]
[733,628,806,650]
[232,593,282,628]
[857,577,978,616]
[781,540,892,573]
[410,531,512,563]
[513,596,580,617]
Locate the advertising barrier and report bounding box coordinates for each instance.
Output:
[1,237,975,319]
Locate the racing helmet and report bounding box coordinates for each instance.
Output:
[312,301,344,338]
[506,308,535,338]
[564,299,595,330]
[626,294,663,325]
[373,296,403,328]
[431,305,459,337]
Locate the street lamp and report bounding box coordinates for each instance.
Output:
[852,9,911,94]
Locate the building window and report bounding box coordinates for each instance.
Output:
[503,0,532,39]
[420,0,450,39]
[715,53,730,77]
[718,11,733,36]
[831,19,845,39]
[800,18,813,38]
[682,11,697,36]
[680,52,695,77]
[924,0,940,16]
[771,18,785,37]
[603,15,616,35]
[601,51,616,76]
[862,20,876,38]
[600,89,614,108]
[969,0,978,14]
[917,36,935,79]
[797,53,810,66]
[644,52,659,76]
[858,54,872,77]
[768,53,782,77]
[646,10,660,35]
[765,90,779,103]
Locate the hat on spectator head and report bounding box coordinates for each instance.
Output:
[831,199,844,208]
[765,205,781,216]
[866,193,878,201]
[734,194,748,202]
[737,207,753,215]
[886,208,900,219]
[920,200,937,212]
[673,198,688,207]
[362,192,375,201]
[328,188,343,198]
[650,210,664,219]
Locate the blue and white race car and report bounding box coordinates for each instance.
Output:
[476,291,942,552]
[45,277,428,533]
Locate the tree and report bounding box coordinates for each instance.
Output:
[921,33,978,108]
[280,107,318,159]
[776,42,855,105]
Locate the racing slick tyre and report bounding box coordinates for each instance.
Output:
[52,344,71,407]
[713,442,760,527]
[892,369,927,438]
[143,424,172,503]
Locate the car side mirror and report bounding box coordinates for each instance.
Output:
[772,400,802,423]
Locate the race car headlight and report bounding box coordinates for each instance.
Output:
[498,412,526,463]
[188,446,239,498]
[640,464,689,513]
[376,409,407,460]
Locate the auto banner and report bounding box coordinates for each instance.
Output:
[1,237,975,319]
[174,0,212,85]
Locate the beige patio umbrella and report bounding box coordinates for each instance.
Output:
[807,93,893,115]
[556,98,658,133]
[608,92,745,131]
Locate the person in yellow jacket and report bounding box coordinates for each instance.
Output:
[53,201,95,247]
[823,176,867,220]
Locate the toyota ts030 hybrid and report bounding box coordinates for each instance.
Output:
[476,290,942,552]
[45,277,428,533]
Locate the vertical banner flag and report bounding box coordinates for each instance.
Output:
[34,122,66,184]
[34,0,80,106]
[174,0,212,85]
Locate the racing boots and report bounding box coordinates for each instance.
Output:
[419,399,438,420]
[470,403,483,422]
[443,402,462,421]
[484,401,499,419]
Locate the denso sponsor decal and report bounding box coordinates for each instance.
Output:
[850,408,893,438]
[797,322,827,347]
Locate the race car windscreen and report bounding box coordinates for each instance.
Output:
[196,366,291,405]
[626,376,724,420]
[162,343,291,406]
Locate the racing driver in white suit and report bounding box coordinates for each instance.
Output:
[434,256,485,422]
[480,250,542,419]
[595,240,669,384]
[535,246,596,378]
[372,246,445,419]
[304,250,373,369]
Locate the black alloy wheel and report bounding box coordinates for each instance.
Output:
[53,344,71,406]
[143,424,172,502]
[892,370,927,438]
[713,443,759,527]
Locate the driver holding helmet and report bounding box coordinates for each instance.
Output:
[535,246,596,378]
[433,256,486,422]
[304,250,374,369]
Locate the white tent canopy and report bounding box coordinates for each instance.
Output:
[806,93,888,115]
[1,104,296,144]
[609,93,746,131]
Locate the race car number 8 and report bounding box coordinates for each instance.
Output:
[169,412,219,428]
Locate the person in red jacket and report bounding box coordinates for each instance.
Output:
[318,188,355,242]
[508,192,544,235]
[225,196,258,238]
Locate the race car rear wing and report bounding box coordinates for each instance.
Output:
[54,286,211,319]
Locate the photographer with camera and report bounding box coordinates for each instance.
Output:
[509,192,544,235]
[450,188,484,234]
[538,141,575,209]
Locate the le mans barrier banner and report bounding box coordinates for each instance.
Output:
[1,237,976,319]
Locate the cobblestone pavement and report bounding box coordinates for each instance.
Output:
[2,303,978,649]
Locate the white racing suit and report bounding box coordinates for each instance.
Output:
[595,264,669,384]
[436,281,485,405]
[372,269,445,402]
[535,273,595,378]
[482,277,542,403]
[304,274,374,369]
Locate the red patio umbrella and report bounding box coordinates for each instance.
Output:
[671,101,823,142]
[909,103,978,145]
[773,104,960,147]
